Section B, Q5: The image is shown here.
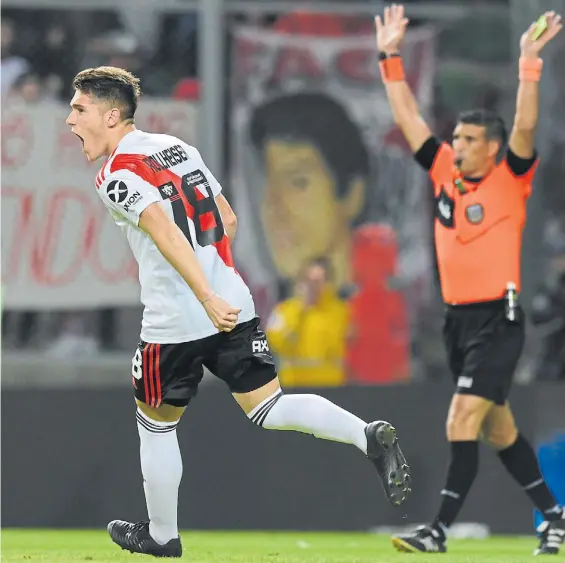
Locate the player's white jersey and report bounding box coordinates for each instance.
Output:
[96,129,255,343]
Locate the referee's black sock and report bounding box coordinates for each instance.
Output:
[433,441,479,536]
[498,433,564,521]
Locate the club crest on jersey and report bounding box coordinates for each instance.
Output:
[465,203,484,224]
[436,187,455,228]
[107,180,129,203]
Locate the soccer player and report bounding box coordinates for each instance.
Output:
[375,4,564,556]
[66,66,412,558]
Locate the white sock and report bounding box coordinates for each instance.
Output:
[248,391,368,454]
[136,408,182,545]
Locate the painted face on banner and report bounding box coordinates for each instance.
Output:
[260,139,364,285]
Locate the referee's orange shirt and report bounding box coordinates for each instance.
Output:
[416,137,539,305]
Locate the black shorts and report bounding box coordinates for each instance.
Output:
[130,317,277,408]
[443,300,525,405]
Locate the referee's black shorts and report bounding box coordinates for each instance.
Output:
[443,299,525,405]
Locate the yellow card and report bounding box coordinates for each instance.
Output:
[532,15,548,40]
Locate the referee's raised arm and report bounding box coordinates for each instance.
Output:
[509,11,562,159]
[375,4,432,153]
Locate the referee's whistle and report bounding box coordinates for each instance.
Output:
[505,282,518,322]
[454,178,467,194]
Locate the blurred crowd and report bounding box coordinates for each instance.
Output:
[1,9,199,104]
[1,8,384,105]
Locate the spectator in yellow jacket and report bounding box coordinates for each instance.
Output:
[266,257,349,387]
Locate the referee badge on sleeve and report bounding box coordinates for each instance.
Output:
[465,203,484,224]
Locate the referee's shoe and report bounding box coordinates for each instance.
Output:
[534,518,565,555]
[392,525,447,553]
[107,520,182,558]
[365,421,412,506]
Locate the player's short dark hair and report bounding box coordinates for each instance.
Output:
[249,92,370,199]
[72,66,141,122]
[457,109,508,148]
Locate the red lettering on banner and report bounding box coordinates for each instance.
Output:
[89,210,139,283]
[2,188,33,282]
[1,113,32,169]
[240,38,428,92]
[235,38,265,76]
[137,109,192,138]
[142,112,173,135]
[55,126,97,170]
[272,47,323,83]
[335,48,377,84]
[2,187,138,289]
[31,189,93,286]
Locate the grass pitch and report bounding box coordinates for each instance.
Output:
[1,529,543,563]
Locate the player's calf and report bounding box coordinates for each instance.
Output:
[135,405,184,548]
[244,387,411,506]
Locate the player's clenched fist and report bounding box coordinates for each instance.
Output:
[202,294,241,332]
[375,4,409,55]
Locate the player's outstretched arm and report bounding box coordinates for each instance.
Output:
[509,11,562,158]
[139,202,241,332]
[376,4,432,153]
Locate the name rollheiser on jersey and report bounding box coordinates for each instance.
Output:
[143,144,189,173]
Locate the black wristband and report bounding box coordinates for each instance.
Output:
[378,51,401,60]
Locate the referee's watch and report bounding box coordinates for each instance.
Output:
[379,51,401,60]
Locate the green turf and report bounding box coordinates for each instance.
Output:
[0,530,544,563]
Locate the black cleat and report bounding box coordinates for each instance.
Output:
[365,421,411,506]
[107,520,182,558]
[392,525,447,553]
[534,519,565,555]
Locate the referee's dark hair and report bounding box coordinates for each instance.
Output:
[249,92,371,200]
[457,109,508,150]
[73,66,141,123]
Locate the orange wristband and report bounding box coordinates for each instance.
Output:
[519,57,543,82]
[379,56,405,82]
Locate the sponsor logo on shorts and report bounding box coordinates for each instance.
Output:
[252,339,269,354]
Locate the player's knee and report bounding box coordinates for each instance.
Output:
[135,399,184,423]
[233,377,282,416]
[446,406,483,440]
[482,424,518,450]
[246,389,284,427]
[446,394,492,440]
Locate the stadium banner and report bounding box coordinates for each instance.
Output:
[229,25,437,382]
[1,100,198,310]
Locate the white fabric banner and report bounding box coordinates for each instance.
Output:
[229,26,437,320]
[1,100,198,310]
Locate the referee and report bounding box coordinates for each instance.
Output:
[376,4,565,556]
